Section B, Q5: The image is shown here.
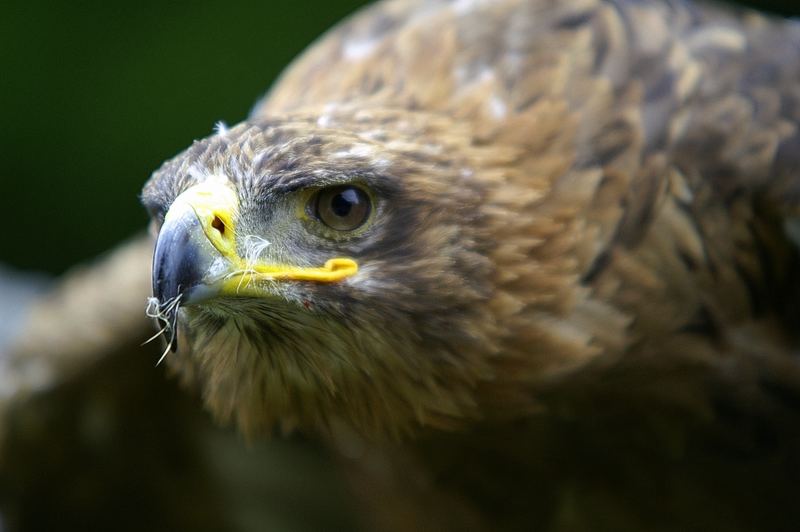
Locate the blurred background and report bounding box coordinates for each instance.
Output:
[0,1,798,531]
[1,0,369,276]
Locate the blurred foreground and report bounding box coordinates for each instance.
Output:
[0,257,359,532]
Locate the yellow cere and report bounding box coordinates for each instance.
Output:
[175,180,359,291]
[173,180,240,260]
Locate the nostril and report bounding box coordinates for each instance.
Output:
[211,215,226,235]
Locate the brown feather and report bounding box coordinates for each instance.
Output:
[8,0,800,530]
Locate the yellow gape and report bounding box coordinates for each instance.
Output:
[165,179,359,297]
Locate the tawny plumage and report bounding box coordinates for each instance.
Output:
[5,0,800,530]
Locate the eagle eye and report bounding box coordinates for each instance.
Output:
[310,185,371,231]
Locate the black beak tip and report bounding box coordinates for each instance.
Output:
[169,310,179,352]
[152,219,206,354]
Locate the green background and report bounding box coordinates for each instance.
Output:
[1,0,797,275]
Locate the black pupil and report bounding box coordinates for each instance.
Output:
[331,188,359,217]
[313,185,371,231]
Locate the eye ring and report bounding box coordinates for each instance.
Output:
[309,185,372,232]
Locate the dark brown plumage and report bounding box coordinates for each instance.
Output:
[7,0,800,530]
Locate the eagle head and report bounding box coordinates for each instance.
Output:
[141,107,500,438]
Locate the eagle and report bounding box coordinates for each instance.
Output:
[5,0,800,530]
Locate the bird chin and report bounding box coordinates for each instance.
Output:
[179,285,324,346]
[184,291,298,320]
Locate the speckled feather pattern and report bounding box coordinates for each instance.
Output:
[143,0,800,433]
[140,0,800,529]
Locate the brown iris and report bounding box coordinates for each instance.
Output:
[312,185,371,231]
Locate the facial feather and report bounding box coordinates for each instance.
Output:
[143,108,504,437]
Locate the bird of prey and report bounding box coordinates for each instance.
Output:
[7,0,800,530]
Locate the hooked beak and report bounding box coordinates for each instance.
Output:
[152,180,239,309]
[150,179,358,351]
